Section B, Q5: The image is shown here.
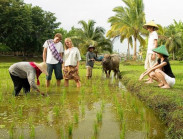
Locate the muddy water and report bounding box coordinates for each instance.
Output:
[0,75,168,139]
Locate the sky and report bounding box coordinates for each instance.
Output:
[24,0,183,54]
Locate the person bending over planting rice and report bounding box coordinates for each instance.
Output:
[139,45,175,89]
[9,62,48,96]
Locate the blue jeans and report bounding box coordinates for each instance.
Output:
[46,62,63,80]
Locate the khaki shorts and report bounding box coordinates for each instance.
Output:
[144,53,157,69]
[86,66,92,77]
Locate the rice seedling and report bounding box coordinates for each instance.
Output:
[81,103,85,116]
[68,122,73,136]
[120,121,126,139]
[93,121,98,136]
[53,106,60,117]
[0,92,3,102]
[101,99,105,112]
[74,113,79,124]
[9,123,15,139]
[30,125,35,138]
[145,121,150,138]
[19,133,24,139]
[18,105,23,118]
[140,108,145,122]
[96,111,102,123]
[60,127,64,138]
[118,107,124,123]
[45,96,50,105]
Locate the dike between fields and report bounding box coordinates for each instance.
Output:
[121,72,183,139]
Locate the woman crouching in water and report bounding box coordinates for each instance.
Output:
[139,45,175,88]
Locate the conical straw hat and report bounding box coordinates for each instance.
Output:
[34,62,48,75]
[152,45,169,56]
[143,21,159,30]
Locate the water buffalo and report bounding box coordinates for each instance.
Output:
[102,54,121,78]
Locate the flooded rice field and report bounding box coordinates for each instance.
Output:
[0,67,168,139]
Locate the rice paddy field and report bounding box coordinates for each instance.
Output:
[0,57,170,139]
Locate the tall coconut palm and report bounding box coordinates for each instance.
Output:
[165,25,182,60]
[108,0,146,60]
[72,20,112,54]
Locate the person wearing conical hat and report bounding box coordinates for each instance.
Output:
[139,45,175,89]
[143,21,159,83]
[86,45,99,79]
[9,62,48,96]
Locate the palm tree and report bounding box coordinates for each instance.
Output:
[165,25,182,60]
[71,20,112,54]
[108,0,146,60]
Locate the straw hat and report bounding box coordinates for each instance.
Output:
[143,21,159,30]
[88,45,95,50]
[34,62,48,75]
[152,45,169,56]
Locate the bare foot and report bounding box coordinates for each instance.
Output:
[144,78,150,81]
[158,83,164,87]
[161,85,170,89]
[145,80,153,84]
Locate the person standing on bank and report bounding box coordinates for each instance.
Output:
[43,33,64,87]
[143,21,159,83]
[139,45,175,89]
[63,38,81,87]
[86,45,98,79]
[9,62,48,96]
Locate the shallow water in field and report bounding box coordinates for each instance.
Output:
[0,69,168,139]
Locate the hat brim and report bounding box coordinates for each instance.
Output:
[88,47,95,50]
[35,63,48,76]
[143,25,159,30]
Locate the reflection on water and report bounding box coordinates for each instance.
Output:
[0,75,168,139]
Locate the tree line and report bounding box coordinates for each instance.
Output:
[0,0,182,60]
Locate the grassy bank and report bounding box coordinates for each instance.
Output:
[120,60,183,138]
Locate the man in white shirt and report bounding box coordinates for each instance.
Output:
[43,33,64,87]
[143,21,159,83]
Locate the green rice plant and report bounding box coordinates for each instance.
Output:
[60,95,65,106]
[120,121,126,139]
[145,121,150,138]
[101,99,105,112]
[0,92,3,102]
[118,107,124,122]
[121,91,125,99]
[30,125,35,138]
[45,96,50,105]
[68,122,73,136]
[96,111,102,123]
[53,106,60,117]
[74,113,79,124]
[140,108,145,122]
[92,86,98,96]
[9,123,15,139]
[19,133,24,139]
[60,127,64,138]
[93,121,98,136]
[81,103,85,116]
[18,105,23,118]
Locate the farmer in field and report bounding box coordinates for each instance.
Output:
[86,45,98,79]
[63,38,81,87]
[9,62,48,96]
[43,33,64,87]
[143,21,158,83]
[139,45,175,89]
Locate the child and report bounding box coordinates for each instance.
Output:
[139,45,175,88]
[86,45,98,79]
